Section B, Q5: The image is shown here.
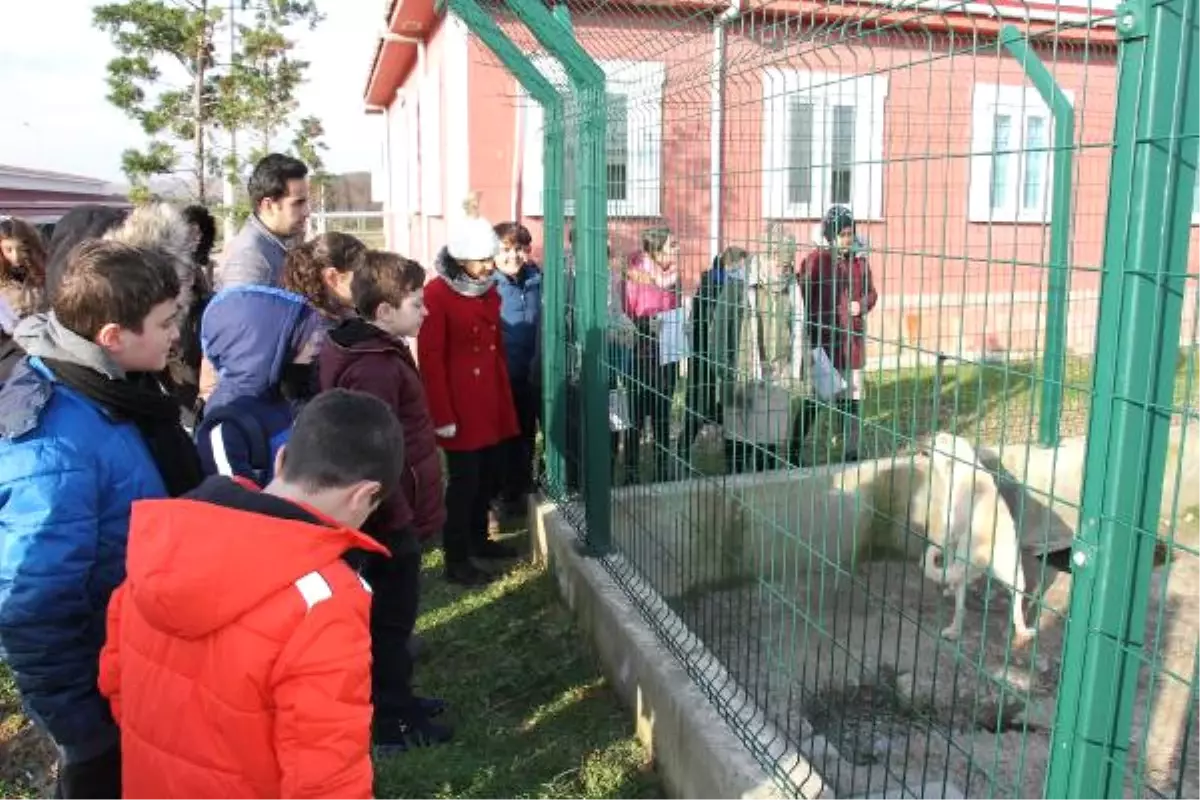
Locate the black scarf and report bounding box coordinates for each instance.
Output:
[42,358,205,498]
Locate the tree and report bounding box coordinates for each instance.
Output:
[96,0,322,204]
[95,0,219,200]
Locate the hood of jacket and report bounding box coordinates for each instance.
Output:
[14,311,126,379]
[201,285,321,409]
[45,205,132,303]
[125,476,387,639]
[103,204,197,310]
[323,316,410,368]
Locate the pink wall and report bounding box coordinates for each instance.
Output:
[383,9,1199,356]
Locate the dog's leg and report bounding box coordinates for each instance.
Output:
[942,575,966,640]
[992,538,1035,645]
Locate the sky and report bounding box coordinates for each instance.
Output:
[0,0,385,186]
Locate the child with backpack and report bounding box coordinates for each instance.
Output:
[194,285,323,484]
[99,389,405,798]
[319,251,452,752]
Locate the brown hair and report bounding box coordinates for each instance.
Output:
[0,216,48,287]
[494,221,532,249]
[53,240,180,341]
[641,225,673,257]
[280,389,404,494]
[352,251,427,319]
[282,232,368,318]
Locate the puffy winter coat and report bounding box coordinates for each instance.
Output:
[319,318,446,543]
[99,476,387,799]
[0,350,167,764]
[417,258,519,452]
[195,285,322,483]
[493,264,542,385]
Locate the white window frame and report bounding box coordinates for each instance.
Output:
[419,67,442,217]
[761,69,888,221]
[522,58,665,218]
[969,84,1074,224]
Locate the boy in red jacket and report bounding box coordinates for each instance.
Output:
[99,390,404,799]
[319,251,452,752]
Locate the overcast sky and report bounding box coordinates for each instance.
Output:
[0,0,385,184]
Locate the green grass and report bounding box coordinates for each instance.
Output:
[375,549,660,799]
[662,352,1198,477]
[0,548,659,800]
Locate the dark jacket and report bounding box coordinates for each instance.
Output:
[0,315,167,764]
[493,264,542,385]
[320,319,446,546]
[798,248,878,370]
[195,286,321,484]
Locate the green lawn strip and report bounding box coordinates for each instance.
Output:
[374,550,660,799]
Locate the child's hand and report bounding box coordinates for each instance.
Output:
[850,300,863,316]
[435,424,457,438]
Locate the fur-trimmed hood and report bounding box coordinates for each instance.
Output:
[103,203,196,309]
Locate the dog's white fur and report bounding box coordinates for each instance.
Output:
[920,432,1034,644]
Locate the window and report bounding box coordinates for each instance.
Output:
[522,59,665,218]
[969,84,1073,223]
[762,70,889,220]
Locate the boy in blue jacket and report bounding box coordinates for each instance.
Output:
[194,284,323,484]
[492,222,542,517]
[0,240,202,799]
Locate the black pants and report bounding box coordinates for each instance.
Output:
[499,381,539,503]
[443,446,502,566]
[626,362,679,479]
[56,745,121,799]
[365,549,421,719]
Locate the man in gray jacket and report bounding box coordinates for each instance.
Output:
[218,154,310,289]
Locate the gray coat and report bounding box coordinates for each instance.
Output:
[217,215,291,289]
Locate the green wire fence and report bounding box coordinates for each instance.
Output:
[451,0,1199,795]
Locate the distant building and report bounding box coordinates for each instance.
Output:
[0,165,131,230]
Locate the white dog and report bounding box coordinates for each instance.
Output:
[918,432,1034,645]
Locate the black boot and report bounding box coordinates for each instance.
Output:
[788,400,817,467]
[842,399,862,463]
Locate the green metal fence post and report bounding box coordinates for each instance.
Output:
[444,0,568,495]
[1000,24,1076,447]
[506,0,612,554]
[1045,0,1199,795]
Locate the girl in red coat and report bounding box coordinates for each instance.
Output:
[418,198,520,586]
[794,205,878,463]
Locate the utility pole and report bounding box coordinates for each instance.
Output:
[222,0,239,239]
[192,0,210,202]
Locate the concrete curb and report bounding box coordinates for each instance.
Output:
[529,495,832,800]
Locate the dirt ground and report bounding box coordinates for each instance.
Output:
[672,530,1200,799]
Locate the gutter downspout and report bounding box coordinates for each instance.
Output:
[709,0,741,263]
[418,39,431,267]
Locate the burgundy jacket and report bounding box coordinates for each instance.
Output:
[319,319,446,541]
[798,248,878,370]
[417,276,519,452]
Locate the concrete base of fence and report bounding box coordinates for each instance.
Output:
[529,496,833,800]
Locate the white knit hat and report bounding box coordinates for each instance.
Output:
[448,216,499,261]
